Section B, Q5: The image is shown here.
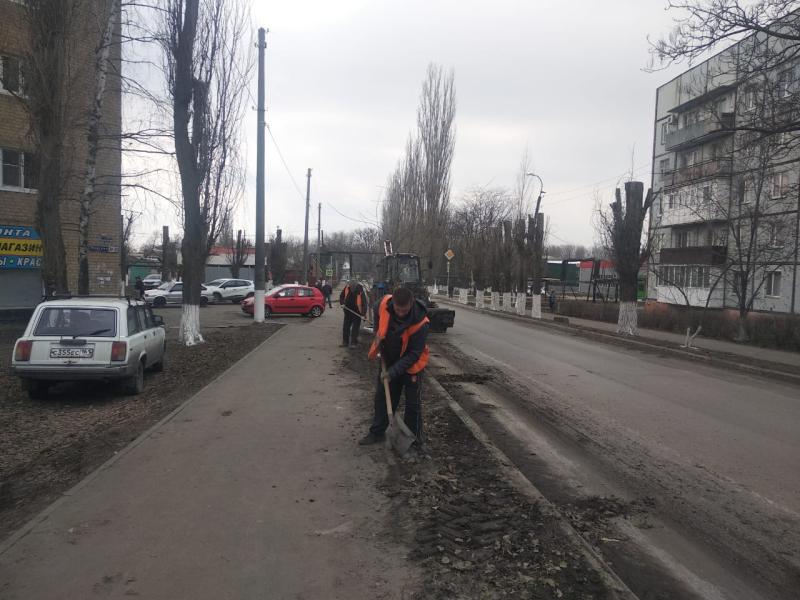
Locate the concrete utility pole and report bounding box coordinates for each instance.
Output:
[253,27,267,323]
[302,168,312,284]
[162,226,170,280]
[316,202,321,279]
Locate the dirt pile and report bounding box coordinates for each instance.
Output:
[343,347,612,600]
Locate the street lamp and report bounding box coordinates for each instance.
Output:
[526,173,545,295]
[525,173,545,219]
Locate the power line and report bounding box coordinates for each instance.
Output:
[544,163,651,198]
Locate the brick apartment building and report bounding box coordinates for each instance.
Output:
[0,0,121,311]
[649,26,800,315]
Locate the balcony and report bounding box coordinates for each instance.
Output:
[664,113,734,151]
[660,245,727,265]
[661,158,731,188]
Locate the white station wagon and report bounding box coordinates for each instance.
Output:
[11,297,166,399]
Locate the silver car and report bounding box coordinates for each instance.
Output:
[11,297,166,398]
[144,281,213,307]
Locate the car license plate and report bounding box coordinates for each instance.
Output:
[50,347,94,359]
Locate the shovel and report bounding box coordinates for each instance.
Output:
[381,358,417,455]
[342,304,374,333]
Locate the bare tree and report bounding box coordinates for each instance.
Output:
[226,229,251,278]
[77,0,121,294]
[161,0,251,344]
[597,181,655,335]
[120,209,137,286]
[20,0,84,295]
[382,63,456,280]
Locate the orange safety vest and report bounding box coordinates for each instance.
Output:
[342,285,364,314]
[368,294,429,374]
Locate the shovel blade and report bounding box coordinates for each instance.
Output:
[387,416,417,456]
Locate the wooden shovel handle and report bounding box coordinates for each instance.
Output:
[380,358,393,418]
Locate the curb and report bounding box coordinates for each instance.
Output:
[426,373,640,600]
[0,323,288,556]
[436,297,800,386]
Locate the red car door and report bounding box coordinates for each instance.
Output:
[272,287,296,313]
[297,287,315,312]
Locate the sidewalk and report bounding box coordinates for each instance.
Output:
[436,296,800,369]
[0,312,417,599]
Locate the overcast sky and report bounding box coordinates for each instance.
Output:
[132,0,687,250]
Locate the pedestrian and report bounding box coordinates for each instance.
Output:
[548,289,556,313]
[134,276,145,300]
[359,286,430,447]
[322,279,333,308]
[340,281,368,348]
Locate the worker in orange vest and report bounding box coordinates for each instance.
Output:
[339,281,368,348]
[359,286,429,446]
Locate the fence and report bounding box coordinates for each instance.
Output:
[430,286,546,320]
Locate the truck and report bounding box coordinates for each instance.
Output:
[371,250,455,333]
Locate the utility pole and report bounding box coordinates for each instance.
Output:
[316,202,321,279]
[302,168,312,284]
[253,28,267,322]
[162,225,170,281]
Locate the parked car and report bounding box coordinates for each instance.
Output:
[144,281,213,307]
[141,273,163,290]
[240,284,325,317]
[10,297,166,399]
[204,278,255,303]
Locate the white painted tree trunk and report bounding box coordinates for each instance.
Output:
[531,294,542,319]
[179,304,204,346]
[617,301,638,336]
[78,0,120,294]
[515,293,526,315]
[475,290,484,309]
[490,292,500,311]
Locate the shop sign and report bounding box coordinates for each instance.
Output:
[0,225,43,270]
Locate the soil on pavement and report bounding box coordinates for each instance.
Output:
[0,321,281,541]
[342,341,614,600]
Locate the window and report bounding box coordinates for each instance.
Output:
[667,194,674,209]
[768,223,784,247]
[277,288,296,298]
[744,86,758,111]
[702,186,711,205]
[661,122,668,144]
[298,288,314,297]
[172,283,183,292]
[127,307,142,334]
[765,271,782,297]
[34,308,116,337]
[0,55,22,94]
[771,172,788,198]
[675,230,689,248]
[659,158,670,174]
[778,68,795,98]
[137,306,153,329]
[0,149,37,190]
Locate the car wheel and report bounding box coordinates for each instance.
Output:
[231,298,240,304]
[124,361,145,395]
[200,296,209,306]
[264,305,272,317]
[151,348,165,372]
[213,292,223,303]
[25,380,50,400]
[309,305,323,318]
[154,296,166,308]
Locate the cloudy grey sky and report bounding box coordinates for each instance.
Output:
[133,0,687,249]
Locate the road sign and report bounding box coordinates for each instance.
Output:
[444,249,455,261]
[325,268,333,277]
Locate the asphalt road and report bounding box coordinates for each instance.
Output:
[433,305,800,598]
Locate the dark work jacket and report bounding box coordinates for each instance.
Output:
[322,284,333,296]
[375,298,429,379]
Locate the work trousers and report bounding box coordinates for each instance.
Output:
[343,311,362,345]
[325,294,333,308]
[369,368,423,440]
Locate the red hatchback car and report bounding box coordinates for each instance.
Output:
[240,284,326,318]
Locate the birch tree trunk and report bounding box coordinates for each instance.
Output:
[78,0,120,295]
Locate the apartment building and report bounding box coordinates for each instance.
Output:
[649,33,800,314]
[0,0,121,311]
